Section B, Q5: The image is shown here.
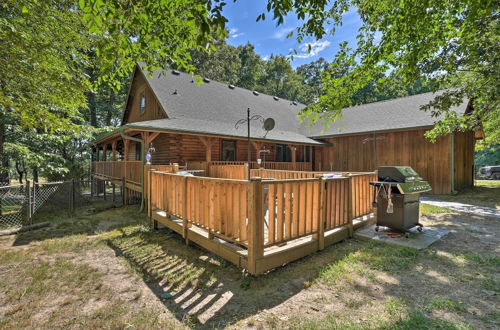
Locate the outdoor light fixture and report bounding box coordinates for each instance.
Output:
[145,143,156,165]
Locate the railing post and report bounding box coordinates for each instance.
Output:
[182,176,189,245]
[247,177,264,274]
[348,175,354,237]
[148,169,152,219]
[317,177,326,250]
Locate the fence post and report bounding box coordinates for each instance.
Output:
[317,177,326,250]
[26,180,32,225]
[70,179,75,216]
[103,180,107,200]
[247,177,264,274]
[122,177,127,205]
[348,175,354,237]
[182,176,189,245]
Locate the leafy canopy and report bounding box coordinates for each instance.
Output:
[259,0,498,144]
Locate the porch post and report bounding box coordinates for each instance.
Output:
[247,177,264,274]
[111,141,117,161]
[309,146,313,171]
[123,140,130,161]
[290,145,296,163]
[206,139,212,162]
[102,144,108,161]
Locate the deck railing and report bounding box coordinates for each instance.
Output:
[148,170,375,274]
[251,168,325,179]
[208,164,248,180]
[149,171,248,245]
[92,161,178,186]
[188,161,312,172]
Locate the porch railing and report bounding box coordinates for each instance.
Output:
[148,170,376,274]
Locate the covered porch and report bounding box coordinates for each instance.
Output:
[91,127,321,189]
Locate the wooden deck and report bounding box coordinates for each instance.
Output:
[91,161,376,274]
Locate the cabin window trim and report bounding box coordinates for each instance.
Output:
[221,139,236,161]
[139,91,146,114]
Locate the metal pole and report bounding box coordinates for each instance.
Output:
[247,107,251,181]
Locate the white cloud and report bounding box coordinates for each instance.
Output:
[262,55,270,61]
[229,28,244,38]
[294,40,331,59]
[272,27,294,39]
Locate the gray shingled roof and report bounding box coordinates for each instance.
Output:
[302,91,469,138]
[144,69,305,129]
[119,67,469,143]
[126,117,325,145]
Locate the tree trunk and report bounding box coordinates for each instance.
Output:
[105,90,115,126]
[88,90,98,127]
[15,161,24,184]
[0,116,9,186]
[32,167,39,183]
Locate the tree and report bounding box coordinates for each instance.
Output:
[236,43,266,91]
[189,39,242,84]
[0,0,90,184]
[296,57,329,103]
[257,0,498,145]
[260,55,307,103]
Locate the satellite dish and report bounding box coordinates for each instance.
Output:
[263,118,275,131]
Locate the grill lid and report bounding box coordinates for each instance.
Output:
[378,166,422,183]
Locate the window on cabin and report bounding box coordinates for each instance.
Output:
[139,92,145,114]
[221,140,236,161]
[276,144,292,162]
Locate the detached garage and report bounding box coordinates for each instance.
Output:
[309,92,478,194]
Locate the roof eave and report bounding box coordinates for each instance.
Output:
[125,124,328,146]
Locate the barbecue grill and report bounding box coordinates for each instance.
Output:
[370,166,431,237]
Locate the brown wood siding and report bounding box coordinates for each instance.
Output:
[316,129,453,194]
[123,71,167,124]
[453,131,475,191]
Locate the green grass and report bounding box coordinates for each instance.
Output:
[475,180,500,187]
[426,296,466,313]
[452,252,500,268]
[420,203,454,215]
[318,242,420,284]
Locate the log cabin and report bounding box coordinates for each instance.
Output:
[92,65,477,195]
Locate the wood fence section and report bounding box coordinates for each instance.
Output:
[150,171,249,245]
[324,178,349,230]
[208,164,247,180]
[185,176,248,244]
[351,173,377,219]
[143,164,178,199]
[265,179,320,247]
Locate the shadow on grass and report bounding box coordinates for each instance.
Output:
[11,201,137,247]
[7,201,499,328]
[104,211,498,328]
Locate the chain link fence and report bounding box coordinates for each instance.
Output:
[0,180,123,229]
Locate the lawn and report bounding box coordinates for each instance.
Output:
[475,179,500,188]
[0,194,498,329]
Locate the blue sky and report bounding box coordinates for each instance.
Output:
[222,1,362,68]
